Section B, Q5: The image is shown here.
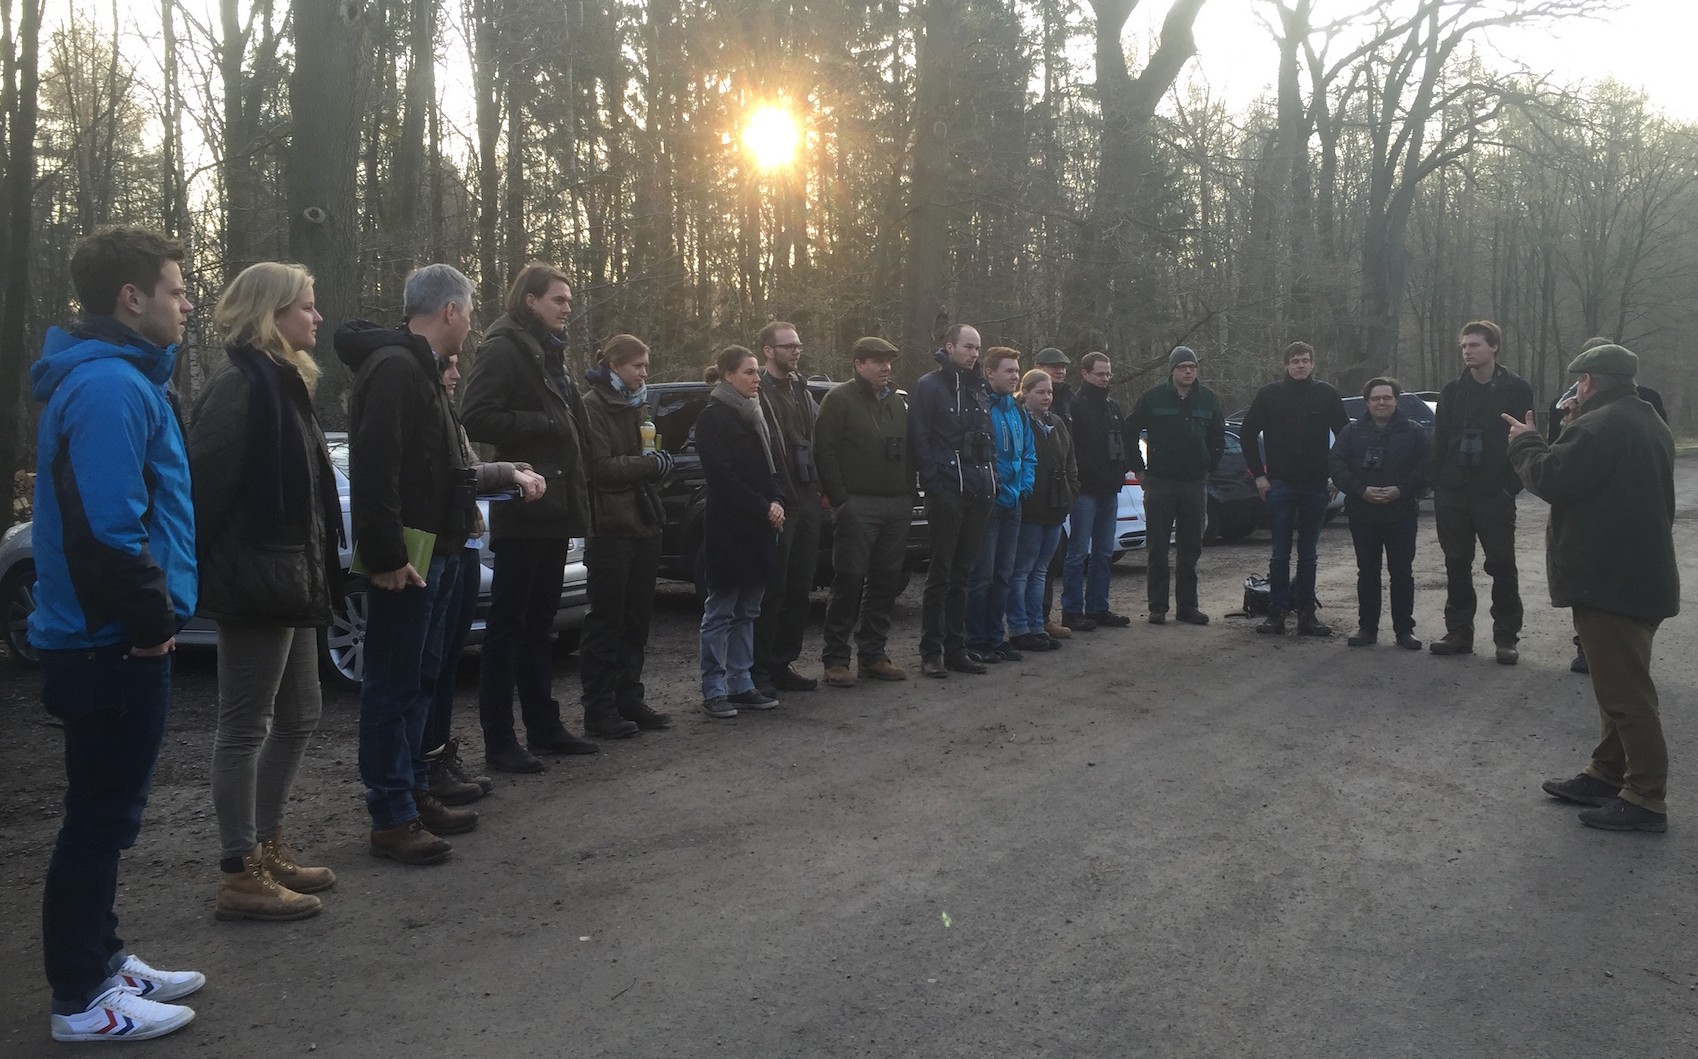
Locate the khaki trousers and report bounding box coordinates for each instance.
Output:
[1574,605,1667,813]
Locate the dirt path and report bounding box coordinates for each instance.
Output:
[3,477,1696,1057]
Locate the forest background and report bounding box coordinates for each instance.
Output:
[1,0,1695,533]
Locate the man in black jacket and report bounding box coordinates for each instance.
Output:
[1427,320,1535,664]
[1061,352,1132,630]
[461,263,607,769]
[1239,341,1349,637]
[337,263,481,865]
[752,321,822,697]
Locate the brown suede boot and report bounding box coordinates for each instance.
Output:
[216,849,323,922]
[368,819,453,864]
[259,831,336,894]
[414,790,479,835]
[1295,605,1332,638]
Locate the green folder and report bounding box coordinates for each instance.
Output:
[351,526,437,584]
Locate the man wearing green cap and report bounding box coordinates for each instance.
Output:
[1034,347,1073,424]
[815,337,914,686]
[1505,343,1679,833]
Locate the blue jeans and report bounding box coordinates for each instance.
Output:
[1265,481,1329,610]
[39,647,173,1012]
[1008,521,1063,636]
[966,503,1022,649]
[359,552,456,829]
[1062,491,1118,614]
[700,583,764,700]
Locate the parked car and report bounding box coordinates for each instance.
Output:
[1200,421,1346,542]
[0,433,589,690]
[645,379,931,598]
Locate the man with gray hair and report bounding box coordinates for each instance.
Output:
[334,264,482,865]
[1507,344,1680,833]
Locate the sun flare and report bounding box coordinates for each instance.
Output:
[741,104,801,171]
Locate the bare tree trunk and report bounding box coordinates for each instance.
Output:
[0,0,40,532]
[473,0,501,307]
[900,0,961,374]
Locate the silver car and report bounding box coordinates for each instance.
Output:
[0,434,588,689]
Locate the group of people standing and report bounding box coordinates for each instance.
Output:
[22,224,1682,1046]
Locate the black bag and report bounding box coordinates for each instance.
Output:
[1242,573,1270,616]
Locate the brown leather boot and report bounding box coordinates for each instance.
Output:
[259,831,336,894]
[858,659,908,681]
[368,819,453,864]
[414,790,479,835]
[216,848,322,922]
[1295,605,1332,637]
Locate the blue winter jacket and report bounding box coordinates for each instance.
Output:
[908,349,997,501]
[988,392,1035,508]
[28,318,197,650]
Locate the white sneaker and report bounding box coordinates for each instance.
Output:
[112,954,206,1002]
[50,986,195,1042]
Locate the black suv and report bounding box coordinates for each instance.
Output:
[646,380,931,596]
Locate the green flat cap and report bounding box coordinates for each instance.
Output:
[850,336,899,360]
[1034,346,1070,366]
[1568,343,1638,376]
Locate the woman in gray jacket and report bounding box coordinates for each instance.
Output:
[188,263,341,922]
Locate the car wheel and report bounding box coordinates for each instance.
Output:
[1203,499,1223,544]
[319,576,368,692]
[1,561,41,669]
[1324,506,1341,524]
[1219,521,1255,543]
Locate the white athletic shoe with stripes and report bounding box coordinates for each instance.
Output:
[112,954,206,1002]
[50,986,195,1042]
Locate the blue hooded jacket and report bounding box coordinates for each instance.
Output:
[988,391,1035,508]
[28,319,197,650]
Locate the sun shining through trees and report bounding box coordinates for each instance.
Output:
[741,103,801,171]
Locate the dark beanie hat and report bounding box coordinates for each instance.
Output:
[1169,346,1198,370]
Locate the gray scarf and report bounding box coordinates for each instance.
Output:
[711,380,777,476]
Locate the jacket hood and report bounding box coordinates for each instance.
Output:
[932,347,984,382]
[334,319,431,372]
[32,319,176,402]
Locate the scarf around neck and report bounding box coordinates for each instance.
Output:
[710,380,776,476]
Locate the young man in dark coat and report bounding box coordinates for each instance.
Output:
[752,321,822,697]
[1329,377,1428,649]
[1240,341,1349,637]
[815,337,913,687]
[336,263,481,864]
[908,324,997,678]
[1507,344,1680,833]
[460,263,609,766]
[1062,352,1132,631]
[1427,320,1535,664]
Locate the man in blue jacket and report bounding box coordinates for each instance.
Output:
[30,227,205,1043]
[965,347,1035,662]
[909,324,997,677]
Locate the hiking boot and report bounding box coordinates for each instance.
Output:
[428,747,485,805]
[1062,612,1097,632]
[701,696,738,718]
[529,728,600,755]
[1495,642,1520,666]
[921,657,949,679]
[728,689,779,710]
[1428,633,1473,656]
[1255,608,1287,635]
[413,790,479,836]
[584,710,641,739]
[1175,608,1210,626]
[620,702,673,730]
[1295,605,1332,637]
[823,665,858,687]
[368,819,452,864]
[858,659,908,681]
[1044,621,1072,639]
[440,737,494,793]
[944,650,986,675]
[772,665,819,692]
[111,954,205,1002]
[1395,633,1422,651]
[215,848,322,922]
[1578,796,1667,833]
[1570,651,1590,674]
[1346,629,1377,648]
[52,987,195,1043]
[1541,773,1618,807]
[258,831,336,894]
[1147,612,1167,625]
[486,743,545,774]
[1087,610,1132,628]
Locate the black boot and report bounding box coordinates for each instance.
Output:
[1256,607,1287,635]
[583,708,640,739]
[1296,604,1332,638]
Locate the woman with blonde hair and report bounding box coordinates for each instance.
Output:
[188,262,341,921]
[1007,368,1079,651]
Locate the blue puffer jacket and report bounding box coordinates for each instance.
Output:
[908,349,996,501]
[988,392,1035,508]
[28,318,197,650]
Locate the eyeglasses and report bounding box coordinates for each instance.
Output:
[771,343,803,352]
